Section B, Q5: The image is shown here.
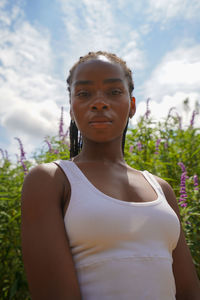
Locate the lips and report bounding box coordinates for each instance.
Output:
[89,117,112,124]
[89,117,112,128]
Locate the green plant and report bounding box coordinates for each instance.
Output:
[0,102,199,299]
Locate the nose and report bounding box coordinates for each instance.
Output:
[90,92,110,111]
[90,101,110,111]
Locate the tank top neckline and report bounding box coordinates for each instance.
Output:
[64,160,163,207]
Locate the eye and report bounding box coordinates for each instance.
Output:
[76,91,90,98]
[111,89,122,96]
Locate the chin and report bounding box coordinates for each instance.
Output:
[83,133,122,144]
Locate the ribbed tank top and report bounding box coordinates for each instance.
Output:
[54,160,180,300]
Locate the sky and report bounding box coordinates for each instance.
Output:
[0,0,200,162]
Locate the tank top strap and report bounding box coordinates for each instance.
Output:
[53,159,82,185]
[142,170,167,199]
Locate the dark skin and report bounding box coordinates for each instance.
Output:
[21,58,200,299]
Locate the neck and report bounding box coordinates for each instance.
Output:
[74,136,125,164]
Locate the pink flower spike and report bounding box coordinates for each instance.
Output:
[14,137,26,160]
[137,142,142,151]
[145,98,151,119]
[5,150,9,160]
[178,162,186,172]
[190,110,197,127]
[59,106,64,137]
[180,203,187,207]
[129,145,134,153]
[180,187,186,193]
[164,142,168,149]
[0,148,4,159]
[193,174,198,186]
[44,139,52,153]
[176,113,182,130]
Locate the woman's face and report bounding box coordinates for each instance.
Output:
[70,58,135,144]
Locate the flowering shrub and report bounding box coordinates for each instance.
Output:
[0,101,199,299]
[125,101,200,281]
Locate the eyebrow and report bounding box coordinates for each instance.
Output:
[103,78,123,84]
[73,78,123,87]
[73,80,93,86]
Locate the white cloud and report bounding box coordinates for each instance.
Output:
[142,44,200,101]
[58,0,145,73]
[146,0,200,22]
[133,44,200,128]
[120,32,146,71]
[0,1,68,161]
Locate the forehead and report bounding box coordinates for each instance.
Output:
[71,59,126,84]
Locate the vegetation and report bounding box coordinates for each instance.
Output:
[0,100,199,299]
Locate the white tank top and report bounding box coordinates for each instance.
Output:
[54,160,180,300]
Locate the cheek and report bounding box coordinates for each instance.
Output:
[71,101,86,129]
[117,101,130,119]
[71,101,80,118]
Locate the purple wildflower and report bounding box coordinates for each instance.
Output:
[44,139,52,153]
[164,141,168,149]
[193,174,199,191]
[177,162,186,172]
[186,221,191,226]
[145,98,151,119]
[5,150,9,160]
[20,158,28,175]
[176,113,182,130]
[137,142,142,151]
[190,110,197,127]
[155,139,161,155]
[59,106,64,137]
[129,145,134,153]
[14,137,26,160]
[178,163,189,207]
[14,137,27,175]
[0,148,4,159]
[54,149,59,154]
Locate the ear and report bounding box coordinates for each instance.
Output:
[129,97,136,118]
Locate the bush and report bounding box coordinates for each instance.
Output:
[0,102,199,299]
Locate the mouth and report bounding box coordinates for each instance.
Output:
[89,118,112,128]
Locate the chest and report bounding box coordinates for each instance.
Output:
[64,171,180,256]
[72,163,158,203]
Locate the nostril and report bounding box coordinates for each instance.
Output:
[90,103,109,110]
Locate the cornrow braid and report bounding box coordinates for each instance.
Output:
[69,120,82,157]
[67,51,134,158]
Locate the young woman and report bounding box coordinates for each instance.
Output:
[21,51,200,300]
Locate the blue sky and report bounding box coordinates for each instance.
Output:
[0,0,200,162]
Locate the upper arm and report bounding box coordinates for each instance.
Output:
[21,163,81,300]
[155,176,200,299]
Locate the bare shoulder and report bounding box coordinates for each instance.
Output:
[23,162,64,187]
[22,162,68,210]
[21,163,81,299]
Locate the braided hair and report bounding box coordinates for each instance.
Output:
[66,51,134,158]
